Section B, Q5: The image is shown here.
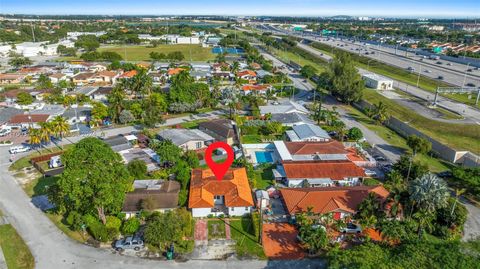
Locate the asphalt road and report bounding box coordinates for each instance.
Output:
[261,24,480,88]
[295,42,480,123]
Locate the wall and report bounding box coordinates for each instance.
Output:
[355,100,477,165]
[192,208,212,217]
[228,206,251,216]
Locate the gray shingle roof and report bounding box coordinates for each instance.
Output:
[260,100,309,115]
[292,124,330,140]
[157,129,214,146]
[270,112,313,125]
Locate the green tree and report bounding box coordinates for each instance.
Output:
[8,56,32,69]
[52,138,132,223]
[300,64,317,79]
[121,217,140,235]
[325,52,363,103]
[152,140,182,164]
[406,135,432,180]
[50,115,70,139]
[74,35,100,51]
[183,150,199,168]
[144,209,193,250]
[127,159,147,179]
[36,74,53,89]
[370,101,389,125]
[347,127,363,141]
[118,110,135,124]
[16,92,34,105]
[91,102,108,126]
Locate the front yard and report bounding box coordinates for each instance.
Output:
[208,220,226,239]
[229,216,266,259]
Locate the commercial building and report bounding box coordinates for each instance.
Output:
[362,74,394,90]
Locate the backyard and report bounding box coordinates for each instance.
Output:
[98,44,215,62]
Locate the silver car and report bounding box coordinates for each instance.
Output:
[114,236,144,251]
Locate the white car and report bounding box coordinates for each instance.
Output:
[9,145,31,154]
[341,223,362,234]
[0,127,12,137]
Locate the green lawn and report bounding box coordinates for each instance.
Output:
[23,176,59,197]
[361,89,480,155]
[252,164,275,189]
[229,216,266,259]
[98,44,215,62]
[208,220,226,239]
[270,47,326,73]
[343,105,451,172]
[0,224,35,269]
[45,213,89,243]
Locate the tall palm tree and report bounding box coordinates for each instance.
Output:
[51,116,70,139]
[108,86,126,123]
[28,128,42,148]
[408,173,449,214]
[38,122,53,144]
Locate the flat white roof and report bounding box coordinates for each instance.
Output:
[273,140,293,161]
[362,73,393,82]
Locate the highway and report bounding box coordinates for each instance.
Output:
[253,24,480,123]
[259,24,480,88]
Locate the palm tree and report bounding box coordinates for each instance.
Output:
[371,101,389,125]
[265,89,275,104]
[451,188,466,217]
[231,61,240,73]
[38,122,53,144]
[108,86,126,123]
[51,116,70,139]
[28,128,42,148]
[408,173,449,214]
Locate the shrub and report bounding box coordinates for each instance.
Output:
[176,239,194,254]
[251,212,260,240]
[88,221,109,242]
[178,189,188,207]
[127,159,147,179]
[106,216,122,230]
[65,211,83,231]
[122,217,141,235]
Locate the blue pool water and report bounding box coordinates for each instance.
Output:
[255,151,273,163]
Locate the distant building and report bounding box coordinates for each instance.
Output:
[362,74,393,90]
[67,31,106,40]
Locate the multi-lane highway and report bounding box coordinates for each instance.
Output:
[259,24,480,89]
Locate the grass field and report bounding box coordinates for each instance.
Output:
[98,44,215,62]
[361,89,480,155]
[23,176,59,198]
[0,223,35,269]
[270,47,326,73]
[342,105,451,172]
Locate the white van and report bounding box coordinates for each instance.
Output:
[9,145,31,154]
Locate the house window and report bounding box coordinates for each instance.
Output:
[196,142,202,149]
[231,207,234,211]
[245,207,249,211]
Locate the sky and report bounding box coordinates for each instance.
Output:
[1,0,479,18]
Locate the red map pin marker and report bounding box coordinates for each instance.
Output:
[204,141,234,181]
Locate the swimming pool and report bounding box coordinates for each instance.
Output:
[255,151,273,163]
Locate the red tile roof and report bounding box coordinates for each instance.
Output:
[280,185,389,215]
[119,70,137,78]
[285,141,349,155]
[241,84,270,91]
[282,160,366,180]
[167,68,185,76]
[9,114,49,124]
[189,168,254,208]
[236,70,256,77]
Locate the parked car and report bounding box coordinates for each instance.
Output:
[0,127,12,137]
[9,145,31,154]
[437,170,453,178]
[341,223,362,234]
[364,169,377,177]
[114,236,144,251]
[373,155,386,162]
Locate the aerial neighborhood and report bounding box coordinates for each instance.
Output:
[0,9,479,269]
